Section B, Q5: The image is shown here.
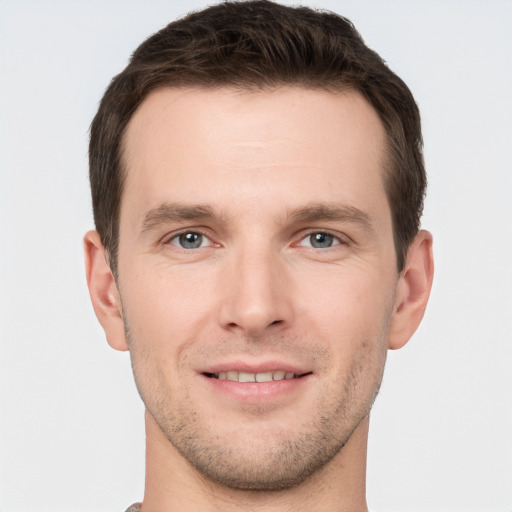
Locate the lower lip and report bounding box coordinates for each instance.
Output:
[201,374,311,403]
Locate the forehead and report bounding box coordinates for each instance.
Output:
[120,86,389,224]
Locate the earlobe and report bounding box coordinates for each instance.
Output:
[388,230,434,350]
[84,230,129,351]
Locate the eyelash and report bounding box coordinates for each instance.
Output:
[165,229,347,251]
[296,231,345,249]
[166,230,215,249]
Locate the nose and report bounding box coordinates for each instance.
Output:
[218,245,293,338]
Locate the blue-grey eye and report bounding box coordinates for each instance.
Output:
[309,232,335,248]
[176,232,204,249]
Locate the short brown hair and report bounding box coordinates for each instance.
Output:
[89,0,425,274]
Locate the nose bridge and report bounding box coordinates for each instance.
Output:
[219,238,291,336]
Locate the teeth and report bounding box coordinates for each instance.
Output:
[239,371,256,382]
[273,370,286,381]
[256,371,273,382]
[212,371,298,382]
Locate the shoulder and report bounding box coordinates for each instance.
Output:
[124,504,142,512]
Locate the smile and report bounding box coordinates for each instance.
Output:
[204,370,310,382]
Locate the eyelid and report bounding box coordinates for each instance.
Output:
[294,230,348,248]
[160,227,348,249]
[163,228,217,248]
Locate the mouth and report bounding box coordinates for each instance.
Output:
[203,370,312,382]
[201,365,313,403]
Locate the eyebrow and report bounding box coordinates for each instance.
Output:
[140,201,374,233]
[287,203,374,232]
[141,203,217,232]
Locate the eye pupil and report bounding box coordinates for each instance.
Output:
[310,232,334,248]
[179,232,203,249]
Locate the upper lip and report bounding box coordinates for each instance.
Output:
[199,360,311,376]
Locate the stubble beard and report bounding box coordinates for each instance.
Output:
[125,324,388,492]
[153,389,376,491]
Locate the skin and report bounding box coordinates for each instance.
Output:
[85,86,434,511]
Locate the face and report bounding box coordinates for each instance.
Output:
[116,86,400,490]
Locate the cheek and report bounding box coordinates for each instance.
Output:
[121,273,200,409]
[121,264,216,346]
[293,265,394,392]
[295,266,394,336]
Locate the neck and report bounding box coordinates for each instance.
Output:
[141,411,369,512]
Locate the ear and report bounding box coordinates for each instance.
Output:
[388,230,434,350]
[84,230,128,351]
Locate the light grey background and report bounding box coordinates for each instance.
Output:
[1,1,511,511]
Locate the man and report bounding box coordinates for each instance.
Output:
[84,1,434,510]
